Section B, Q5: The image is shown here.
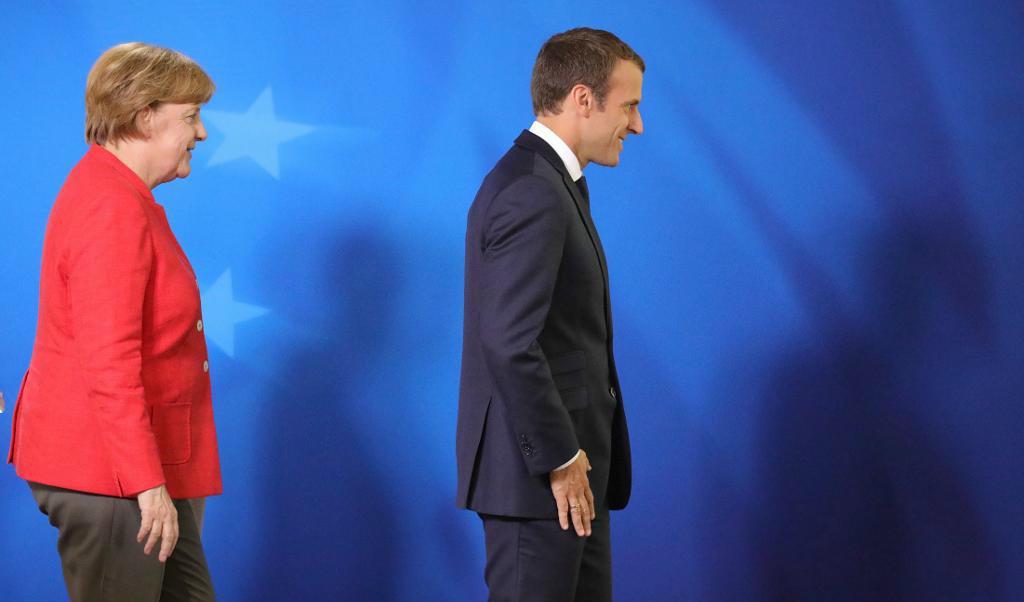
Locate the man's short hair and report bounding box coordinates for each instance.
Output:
[531,27,644,116]
[85,42,215,145]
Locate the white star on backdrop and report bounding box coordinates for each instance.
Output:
[203,87,316,178]
[201,270,269,357]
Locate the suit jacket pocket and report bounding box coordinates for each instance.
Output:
[549,350,586,389]
[548,350,585,375]
[151,402,192,465]
[549,351,588,409]
[558,386,589,411]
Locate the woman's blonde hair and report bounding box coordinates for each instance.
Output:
[85,42,215,145]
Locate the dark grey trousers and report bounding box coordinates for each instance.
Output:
[29,482,215,602]
[480,514,612,602]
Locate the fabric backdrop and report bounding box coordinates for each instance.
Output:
[2,1,1021,600]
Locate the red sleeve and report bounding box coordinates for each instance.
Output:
[66,192,164,497]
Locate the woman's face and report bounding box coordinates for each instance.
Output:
[146,102,207,186]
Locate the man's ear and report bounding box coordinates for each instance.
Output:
[568,84,594,118]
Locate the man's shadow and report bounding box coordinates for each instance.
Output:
[747,212,1003,601]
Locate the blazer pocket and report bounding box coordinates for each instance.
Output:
[6,369,31,464]
[549,350,586,391]
[548,350,585,375]
[558,386,589,411]
[151,402,192,465]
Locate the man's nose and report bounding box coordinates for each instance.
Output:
[630,109,644,135]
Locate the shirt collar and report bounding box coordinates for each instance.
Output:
[529,121,583,182]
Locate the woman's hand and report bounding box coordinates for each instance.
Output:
[137,484,178,562]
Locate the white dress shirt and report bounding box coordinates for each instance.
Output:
[529,121,583,182]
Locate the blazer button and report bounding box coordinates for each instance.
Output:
[609,387,617,399]
[197,319,204,332]
[203,360,209,373]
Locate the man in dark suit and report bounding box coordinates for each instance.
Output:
[456,28,645,602]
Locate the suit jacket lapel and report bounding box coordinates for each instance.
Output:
[515,130,614,339]
[566,171,614,342]
[515,131,609,280]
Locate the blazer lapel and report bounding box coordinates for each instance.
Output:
[564,171,614,342]
[515,131,613,339]
[515,131,608,276]
[559,171,609,280]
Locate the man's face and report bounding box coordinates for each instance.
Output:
[579,59,644,167]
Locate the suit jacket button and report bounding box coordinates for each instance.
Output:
[609,386,617,399]
[203,360,210,373]
[197,319,204,332]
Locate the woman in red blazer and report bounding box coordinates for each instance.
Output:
[7,42,221,601]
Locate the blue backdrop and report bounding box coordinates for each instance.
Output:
[2,1,1022,600]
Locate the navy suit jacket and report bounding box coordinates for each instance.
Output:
[456,130,631,518]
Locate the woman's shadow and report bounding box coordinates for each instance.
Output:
[242,228,402,600]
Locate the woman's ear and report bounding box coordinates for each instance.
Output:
[135,105,156,138]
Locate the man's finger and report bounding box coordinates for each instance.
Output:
[556,494,569,530]
[579,493,592,536]
[569,497,585,536]
[585,485,596,521]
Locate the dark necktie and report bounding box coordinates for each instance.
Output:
[576,175,590,206]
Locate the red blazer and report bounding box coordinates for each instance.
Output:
[7,145,222,499]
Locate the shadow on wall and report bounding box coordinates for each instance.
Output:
[242,227,402,600]
[681,77,1005,597]
[749,212,1003,602]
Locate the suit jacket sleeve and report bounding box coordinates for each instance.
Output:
[66,193,165,496]
[478,175,579,476]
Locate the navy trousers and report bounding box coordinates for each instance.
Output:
[480,514,612,602]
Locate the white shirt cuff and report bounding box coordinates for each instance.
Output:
[555,449,581,471]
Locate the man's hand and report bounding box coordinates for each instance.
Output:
[549,449,595,536]
[137,484,178,562]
